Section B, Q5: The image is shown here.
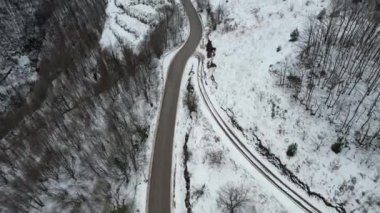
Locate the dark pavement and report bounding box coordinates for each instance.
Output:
[148,0,202,212]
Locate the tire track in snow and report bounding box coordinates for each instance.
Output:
[194,53,344,213]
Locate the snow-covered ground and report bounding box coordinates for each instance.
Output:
[173,58,290,213]
[100,0,170,52]
[198,0,380,212]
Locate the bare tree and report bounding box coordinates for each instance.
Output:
[278,1,380,148]
[217,184,250,213]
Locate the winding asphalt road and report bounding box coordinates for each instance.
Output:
[148,0,202,212]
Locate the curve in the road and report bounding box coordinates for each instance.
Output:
[147,0,202,212]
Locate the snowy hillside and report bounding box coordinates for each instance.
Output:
[0,0,186,212]
[173,58,296,213]
[100,0,170,52]
[196,0,380,212]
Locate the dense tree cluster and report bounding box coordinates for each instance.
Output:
[0,0,185,212]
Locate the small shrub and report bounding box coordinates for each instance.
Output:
[136,125,149,142]
[286,143,298,157]
[207,150,224,166]
[317,8,326,20]
[276,46,282,52]
[206,40,216,58]
[287,75,302,87]
[185,90,197,115]
[193,184,206,200]
[110,205,130,213]
[331,141,343,153]
[184,80,198,116]
[207,61,217,68]
[289,29,300,42]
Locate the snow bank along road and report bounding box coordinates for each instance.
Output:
[147,0,202,212]
[195,56,337,213]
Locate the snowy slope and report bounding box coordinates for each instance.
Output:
[173,58,291,213]
[0,0,189,212]
[199,0,380,212]
[100,0,169,52]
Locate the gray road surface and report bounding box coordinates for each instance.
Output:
[148,0,202,212]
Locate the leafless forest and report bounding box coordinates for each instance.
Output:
[0,0,184,212]
[279,0,380,149]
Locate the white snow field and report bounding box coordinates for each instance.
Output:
[197,0,380,212]
[173,58,291,213]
